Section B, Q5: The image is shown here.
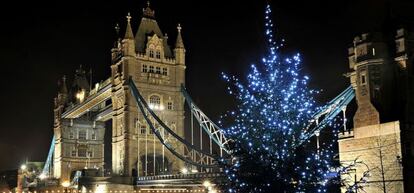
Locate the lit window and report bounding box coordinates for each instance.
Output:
[149,66,154,73]
[142,64,148,73]
[149,95,161,109]
[140,125,147,134]
[167,102,173,110]
[162,68,167,76]
[149,50,154,58]
[156,67,161,74]
[78,130,87,140]
[78,147,87,157]
[156,51,161,59]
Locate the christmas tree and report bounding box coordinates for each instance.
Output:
[220,4,335,193]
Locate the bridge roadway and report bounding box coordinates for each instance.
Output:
[78,172,225,192]
[62,78,112,119]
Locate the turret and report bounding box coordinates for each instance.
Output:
[71,65,90,103]
[174,24,186,65]
[54,76,68,126]
[59,76,68,103]
[122,12,136,57]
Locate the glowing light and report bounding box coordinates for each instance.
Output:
[180,168,188,174]
[219,3,337,193]
[203,181,211,188]
[20,164,27,171]
[39,173,47,180]
[61,181,70,188]
[76,89,86,103]
[94,185,106,193]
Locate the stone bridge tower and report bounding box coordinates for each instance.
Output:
[339,30,414,192]
[110,3,185,176]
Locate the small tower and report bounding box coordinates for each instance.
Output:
[174,24,186,65]
[71,65,90,103]
[122,12,136,57]
[54,76,68,126]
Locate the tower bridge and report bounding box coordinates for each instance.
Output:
[32,2,404,193]
[43,3,232,192]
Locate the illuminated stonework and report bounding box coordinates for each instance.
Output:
[53,119,105,182]
[339,29,414,192]
[110,3,185,176]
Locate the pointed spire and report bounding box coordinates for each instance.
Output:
[59,75,68,94]
[115,23,120,36]
[175,24,184,49]
[124,12,134,40]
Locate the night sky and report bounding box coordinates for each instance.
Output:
[0,0,413,171]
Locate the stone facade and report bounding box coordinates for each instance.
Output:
[53,66,107,182]
[53,119,105,182]
[339,29,414,192]
[109,4,185,177]
[339,122,404,192]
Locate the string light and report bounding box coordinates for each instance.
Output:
[220,4,339,193]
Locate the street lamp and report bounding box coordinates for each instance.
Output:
[203,180,211,188]
[62,181,70,193]
[20,164,27,171]
[39,173,47,180]
[203,180,216,193]
[181,167,188,174]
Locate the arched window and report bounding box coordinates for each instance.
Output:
[167,101,173,110]
[149,95,161,109]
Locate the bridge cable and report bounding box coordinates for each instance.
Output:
[129,78,219,168]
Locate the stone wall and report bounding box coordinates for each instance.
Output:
[339,121,404,192]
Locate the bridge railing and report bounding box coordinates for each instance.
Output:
[136,172,224,181]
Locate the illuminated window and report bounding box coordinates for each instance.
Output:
[162,68,168,76]
[167,101,173,110]
[78,130,87,140]
[156,51,161,59]
[149,50,154,58]
[149,95,161,109]
[156,67,161,74]
[149,66,154,73]
[140,125,147,134]
[78,147,87,157]
[142,64,148,73]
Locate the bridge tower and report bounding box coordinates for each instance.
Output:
[53,68,106,182]
[339,30,414,192]
[110,3,185,176]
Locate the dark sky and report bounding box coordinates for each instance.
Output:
[0,0,413,171]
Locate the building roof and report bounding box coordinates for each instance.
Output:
[72,65,90,91]
[175,24,185,49]
[134,5,173,57]
[124,13,134,40]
